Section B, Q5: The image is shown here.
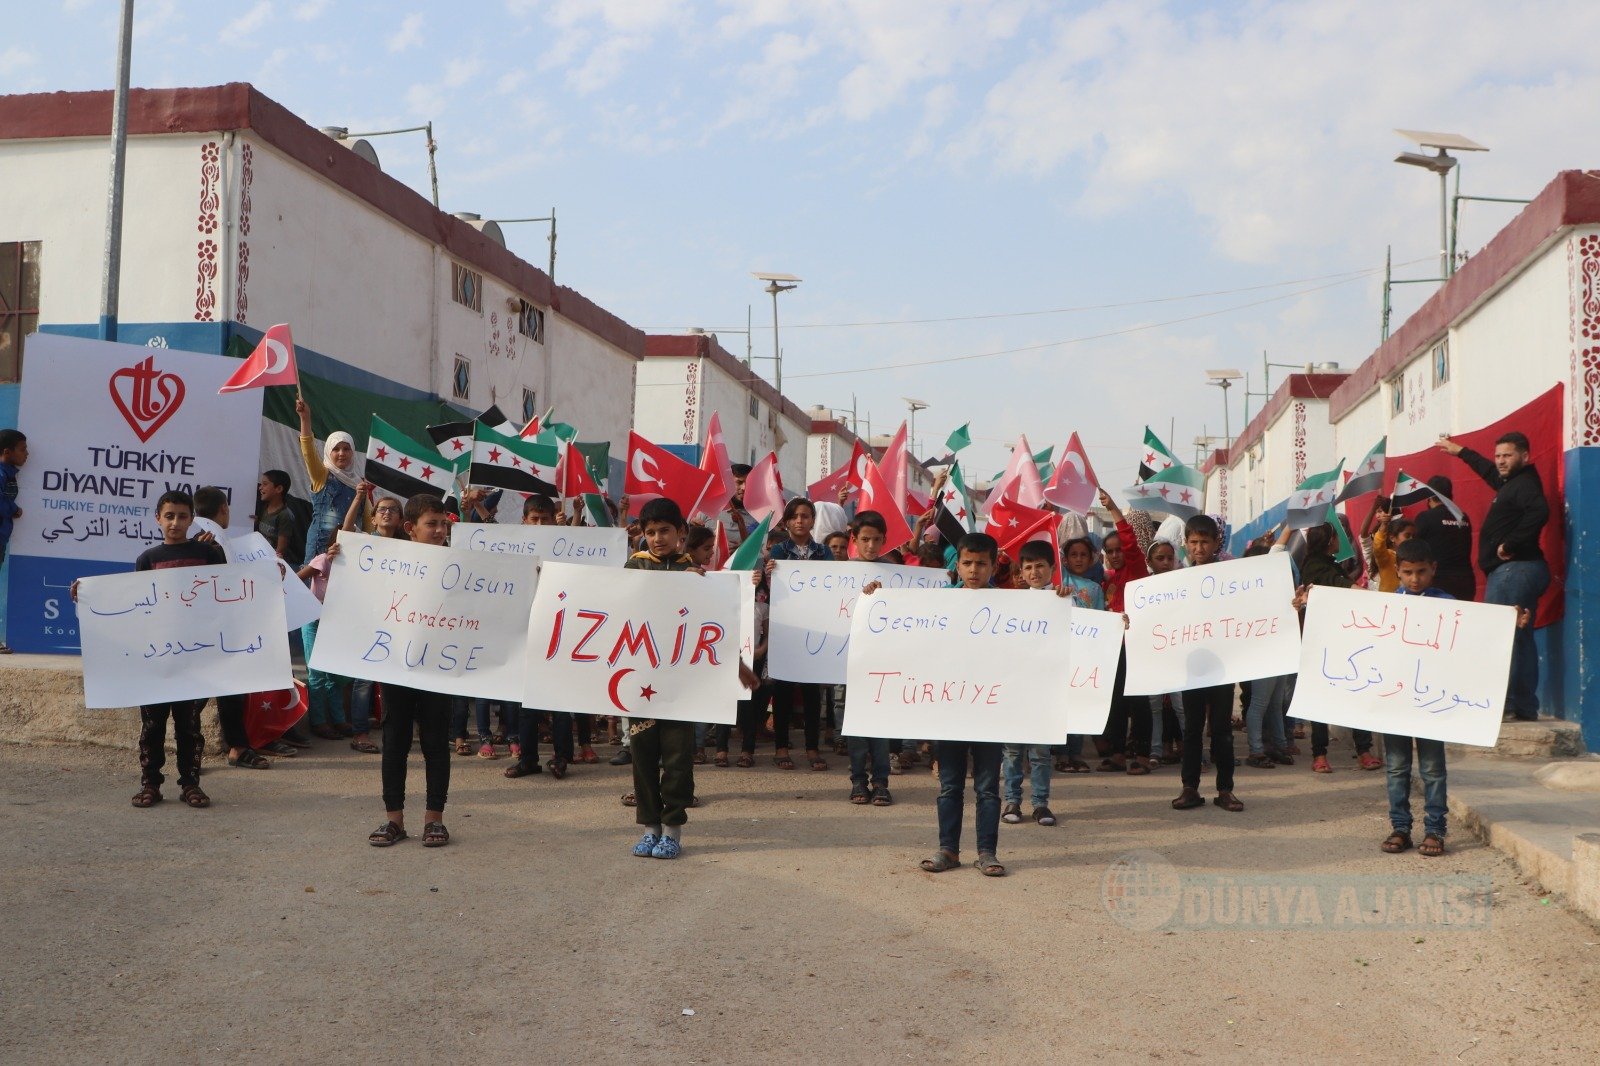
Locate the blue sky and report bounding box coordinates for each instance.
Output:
[8,0,1600,489]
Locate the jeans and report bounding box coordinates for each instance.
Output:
[837,693,888,789]
[935,740,1002,857]
[1180,685,1235,792]
[381,684,451,813]
[300,620,349,726]
[349,678,374,735]
[1000,745,1052,807]
[450,698,497,741]
[1384,734,1447,838]
[1484,559,1550,717]
[1311,723,1373,758]
[1245,674,1291,756]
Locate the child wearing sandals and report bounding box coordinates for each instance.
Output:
[368,494,455,849]
[1170,515,1244,814]
[73,490,226,810]
[1001,539,1060,826]
[1381,538,1453,858]
[915,532,1008,878]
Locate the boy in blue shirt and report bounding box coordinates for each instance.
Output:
[1381,538,1454,857]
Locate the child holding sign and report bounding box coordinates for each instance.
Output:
[73,491,227,809]
[1001,540,1059,826]
[843,511,894,807]
[1171,515,1245,814]
[1380,538,1453,858]
[624,498,702,860]
[919,532,1007,878]
[368,495,455,849]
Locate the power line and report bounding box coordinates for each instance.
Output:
[784,272,1377,381]
[643,257,1428,332]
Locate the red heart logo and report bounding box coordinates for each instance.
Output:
[109,356,186,443]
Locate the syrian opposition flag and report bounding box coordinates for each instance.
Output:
[742,451,785,524]
[469,423,560,495]
[625,432,714,517]
[934,463,977,548]
[1042,431,1100,515]
[1032,445,1056,483]
[1392,469,1465,520]
[944,423,972,455]
[1334,436,1386,504]
[692,412,736,520]
[1137,426,1177,482]
[219,323,299,393]
[856,454,914,548]
[366,416,457,498]
[1123,460,1205,521]
[579,493,614,527]
[1286,461,1346,529]
[985,493,1060,560]
[725,515,773,571]
[428,405,517,472]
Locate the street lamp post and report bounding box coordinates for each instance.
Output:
[1394,129,1487,282]
[752,272,800,396]
[98,0,135,341]
[1205,369,1243,446]
[904,397,929,457]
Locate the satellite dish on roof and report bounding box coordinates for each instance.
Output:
[452,212,506,247]
[346,138,381,169]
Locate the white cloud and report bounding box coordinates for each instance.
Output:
[293,0,330,20]
[218,1,274,46]
[387,12,425,53]
[0,46,36,77]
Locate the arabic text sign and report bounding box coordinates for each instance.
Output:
[1123,553,1300,695]
[768,561,949,683]
[844,589,1074,745]
[524,562,741,725]
[1287,586,1514,746]
[451,522,628,567]
[310,533,539,701]
[77,560,292,708]
[1062,607,1128,735]
[220,531,323,631]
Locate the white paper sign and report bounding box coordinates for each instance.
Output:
[1287,586,1514,746]
[768,560,949,683]
[77,560,292,708]
[1063,607,1128,735]
[451,522,628,567]
[310,533,539,700]
[1123,553,1300,695]
[524,561,741,725]
[843,588,1074,744]
[217,531,323,631]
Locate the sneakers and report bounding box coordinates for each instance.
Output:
[1001,802,1024,824]
[650,835,682,860]
[632,832,660,857]
[610,747,633,766]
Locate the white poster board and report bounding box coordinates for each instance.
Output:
[843,588,1074,744]
[1063,607,1128,735]
[1123,553,1300,695]
[524,561,741,725]
[216,531,323,631]
[768,560,948,683]
[77,560,292,708]
[1287,586,1514,747]
[451,522,628,567]
[310,533,539,701]
[8,335,265,653]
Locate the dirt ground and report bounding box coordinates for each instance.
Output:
[4,733,1598,1065]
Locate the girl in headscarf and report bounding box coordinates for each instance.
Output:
[295,396,361,740]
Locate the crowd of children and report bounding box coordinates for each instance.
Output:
[36,400,1493,876]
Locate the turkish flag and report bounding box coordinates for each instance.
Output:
[558,442,600,498]
[625,431,714,518]
[1043,431,1100,515]
[985,493,1060,561]
[856,454,914,548]
[712,520,730,570]
[743,451,785,524]
[244,682,308,749]
[219,323,299,393]
[879,421,909,517]
[987,435,1046,512]
[692,412,736,520]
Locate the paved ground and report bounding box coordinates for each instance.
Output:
[5,734,1599,1065]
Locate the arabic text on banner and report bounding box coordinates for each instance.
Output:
[450,522,628,567]
[310,532,540,701]
[843,588,1075,745]
[1287,586,1514,747]
[77,560,292,708]
[1122,553,1300,695]
[523,561,742,725]
[767,560,949,684]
